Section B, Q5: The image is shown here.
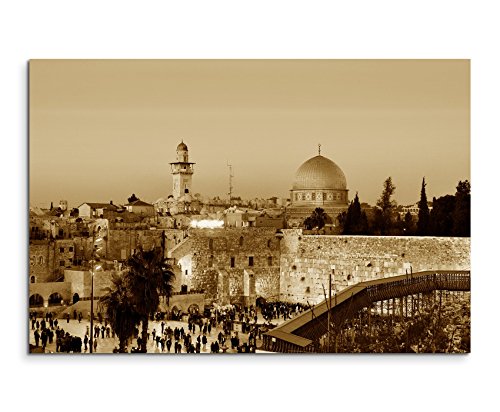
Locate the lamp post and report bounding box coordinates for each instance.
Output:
[89,232,104,353]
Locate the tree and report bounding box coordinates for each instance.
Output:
[124,247,175,352]
[128,193,139,203]
[452,180,471,237]
[403,211,414,235]
[304,207,331,230]
[99,274,142,352]
[375,177,397,235]
[429,195,455,236]
[417,177,430,236]
[342,193,369,235]
[70,208,79,217]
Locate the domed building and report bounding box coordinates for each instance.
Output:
[287,146,349,227]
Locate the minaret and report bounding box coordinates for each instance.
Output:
[169,140,195,199]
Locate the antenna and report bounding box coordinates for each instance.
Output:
[227,161,234,204]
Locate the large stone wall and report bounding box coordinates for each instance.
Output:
[280,230,470,304]
[171,228,281,306]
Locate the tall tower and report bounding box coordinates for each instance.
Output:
[169,141,195,199]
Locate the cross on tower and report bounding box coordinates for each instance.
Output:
[318,143,321,155]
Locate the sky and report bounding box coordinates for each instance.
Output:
[29,59,470,209]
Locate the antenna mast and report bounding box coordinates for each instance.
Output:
[227,161,234,205]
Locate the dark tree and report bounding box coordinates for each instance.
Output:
[342,193,369,235]
[403,211,415,235]
[429,195,455,236]
[128,193,139,203]
[70,208,79,217]
[452,180,471,237]
[375,177,397,235]
[50,202,53,210]
[124,247,175,352]
[304,208,331,230]
[99,274,142,353]
[417,178,430,236]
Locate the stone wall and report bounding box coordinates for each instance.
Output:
[280,230,470,304]
[170,228,281,306]
[29,282,73,306]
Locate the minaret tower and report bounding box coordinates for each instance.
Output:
[169,140,195,199]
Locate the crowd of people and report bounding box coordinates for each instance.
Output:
[29,300,306,354]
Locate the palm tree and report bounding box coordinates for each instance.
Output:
[125,247,175,352]
[99,274,141,352]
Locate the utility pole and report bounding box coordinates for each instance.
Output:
[227,162,233,205]
[328,272,332,352]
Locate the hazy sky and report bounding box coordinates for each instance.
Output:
[29,59,469,209]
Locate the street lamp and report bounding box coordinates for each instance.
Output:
[89,235,104,353]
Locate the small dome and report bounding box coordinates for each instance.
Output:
[177,141,188,151]
[293,155,347,190]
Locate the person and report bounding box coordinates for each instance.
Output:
[106,326,110,338]
[202,334,207,351]
[152,329,156,341]
[94,325,100,338]
[84,334,89,352]
[101,327,105,339]
[34,329,40,347]
[41,329,47,350]
[166,338,172,352]
[161,321,165,335]
[93,339,97,352]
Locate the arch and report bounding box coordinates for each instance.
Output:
[30,275,36,283]
[48,292,63,306]
[29,294,44,307]
[256,296,266,308]
[73,293,80,304]
[187,304,200,314]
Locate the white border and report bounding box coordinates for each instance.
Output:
[2,1,498,411]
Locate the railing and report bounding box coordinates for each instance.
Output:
[263,270,470,353]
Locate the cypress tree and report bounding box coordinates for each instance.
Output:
[417,177,430,235]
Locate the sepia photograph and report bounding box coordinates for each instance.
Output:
[28,59,470,354]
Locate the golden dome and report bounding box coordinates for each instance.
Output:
[292,155,347,190]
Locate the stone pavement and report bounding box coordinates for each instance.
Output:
[28,314,291,354]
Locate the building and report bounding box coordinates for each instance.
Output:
[78,202,118,218]
[401,202,433,217]
[287,146,349,226]
[125,199,155,216]
[170,141,195,200]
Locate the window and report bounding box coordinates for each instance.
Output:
[230,257,235,268]
[239,236,244,246]
[248,256,254,267]
[30,276,35,283]
[267,239,272,248]
[208,239,214,251]
[59,260,65,266]
[311,192,316,201]
[185,270,188,276]
[69,247,73,252]
[38,256,44,265]
[208,255,214,268]
[268,256,273,266]
[60,247,64,253]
